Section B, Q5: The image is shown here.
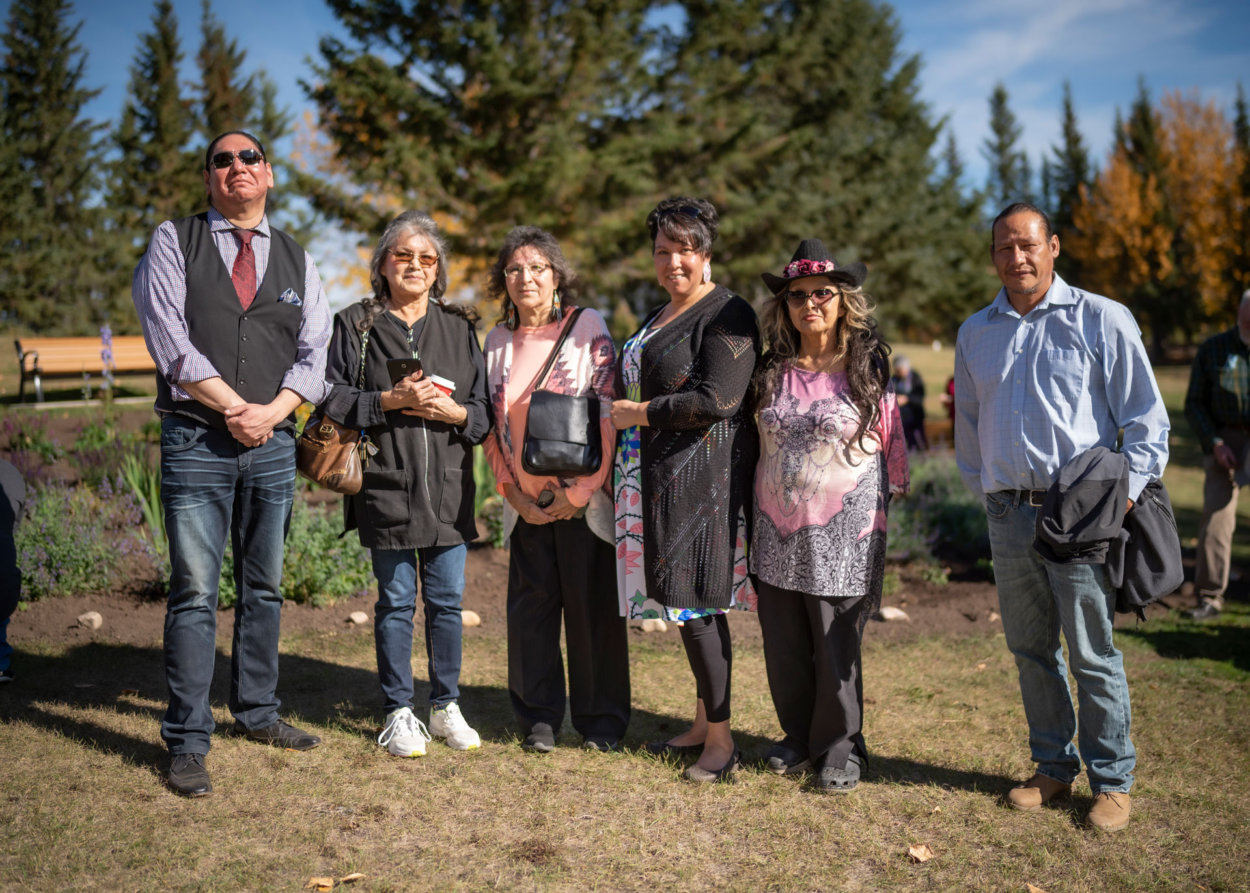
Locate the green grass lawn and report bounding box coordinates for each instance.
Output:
[2,608,1248,891]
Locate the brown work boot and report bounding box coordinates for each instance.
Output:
[1086,792,1132,832]
[1007,773,1072,811]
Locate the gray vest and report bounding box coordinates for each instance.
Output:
[155,213,306,429]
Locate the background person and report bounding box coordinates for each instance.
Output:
[752,239,909,793]
[1182,289,1250,621]
[954,202,1169,833]
[481,226,630,753]
[0,459,24,684]
[610,196,760,783]
[891,355,927,451]
[322,211,490,759]
[132,130,332,798]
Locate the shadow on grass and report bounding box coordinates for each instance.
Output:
[1119,616,1250,673]
[868,754,1015,796]
[0,640,720,765]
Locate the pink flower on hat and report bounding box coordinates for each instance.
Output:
[783,258,838,278]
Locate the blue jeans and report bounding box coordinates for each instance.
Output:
[371,544,467,713]
[160,417,295,754]
[986,491,1135,794]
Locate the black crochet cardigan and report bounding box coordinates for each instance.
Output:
[626,286,761,610]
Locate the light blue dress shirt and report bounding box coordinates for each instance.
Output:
[954,275,1169,501]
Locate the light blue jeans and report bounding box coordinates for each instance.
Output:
[985,491,1135,794]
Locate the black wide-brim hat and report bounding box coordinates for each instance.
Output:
[761,238,867,294]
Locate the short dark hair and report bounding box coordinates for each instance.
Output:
[486,225,580,330]
[646,196,719,255]
[204,130,268,170]
[990,201,1054,252]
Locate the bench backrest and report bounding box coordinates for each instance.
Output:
[15,335,155,374]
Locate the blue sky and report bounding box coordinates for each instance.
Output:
[10,0,1250,190]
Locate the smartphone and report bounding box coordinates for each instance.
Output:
[536,489,555,508]
[386,357,423,384]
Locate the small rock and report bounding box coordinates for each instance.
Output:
[348,611,369,625]
[876,606,910,622]
[76,611,103,630]
[461,609,481,627]
[640,618,668,633]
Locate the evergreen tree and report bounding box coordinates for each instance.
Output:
[108,0,200,274]
[304,0,993,336]
[1047,82,1093,281]
[0,0,121,334]
[982,82,1030,209]
[1232,83,1250,308]
[197,0,252,138]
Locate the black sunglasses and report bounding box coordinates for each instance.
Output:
[783,287,838,308]
[658,204,703,221]
[209,149,265,170]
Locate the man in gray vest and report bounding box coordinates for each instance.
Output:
[133,130,331,797]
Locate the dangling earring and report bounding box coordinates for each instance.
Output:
[702,261,711,283]
[552,289,562,322]
[506,302,518,330]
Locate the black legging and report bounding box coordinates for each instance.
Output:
[678,613,732,723]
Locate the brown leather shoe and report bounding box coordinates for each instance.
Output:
[1087,792,1132,832]
[1007,773,1072,811]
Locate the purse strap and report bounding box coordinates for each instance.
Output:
[358,329,370,390]
[532,307,586,393]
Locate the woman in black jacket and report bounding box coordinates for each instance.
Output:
[610,197,760,783]
[324,211,490,759]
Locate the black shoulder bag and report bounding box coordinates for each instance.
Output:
[520,307,602,477]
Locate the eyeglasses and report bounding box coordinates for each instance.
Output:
[784,287,838,307]
[504,263,551,280]
[208,149,265,170]
[391,249,438,268]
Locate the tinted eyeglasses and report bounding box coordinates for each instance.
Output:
[783,287,838,308]
[209,149,265,170]
[391,249,439,268]
[657,204,704,222]
[504,263,551,280]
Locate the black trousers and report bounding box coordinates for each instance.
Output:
[756,579,871,771]
[507,516,631,740]
[679,613,732,723]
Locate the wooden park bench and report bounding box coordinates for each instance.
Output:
[14,335,155,402]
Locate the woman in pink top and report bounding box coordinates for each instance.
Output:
[482,226,629,753]
[752,239,909,793]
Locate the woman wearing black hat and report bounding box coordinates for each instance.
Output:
[610,196,760,783]
[752,239,909,792]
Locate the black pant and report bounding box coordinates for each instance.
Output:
[507,516,631,740]
[679,613,732,723]
[757,580,870,770]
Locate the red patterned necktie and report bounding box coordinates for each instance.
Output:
[232,229,256,310]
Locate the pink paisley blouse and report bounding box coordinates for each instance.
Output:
[752,364,909,599]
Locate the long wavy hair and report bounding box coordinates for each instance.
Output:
[486,225,581,330]
[754,278,892,451]
[355,210,476,333]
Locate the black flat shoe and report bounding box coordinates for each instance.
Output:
[645,739,703,757]
[684,747,740,784]
[237,719,321,751]
[167,753,212,797]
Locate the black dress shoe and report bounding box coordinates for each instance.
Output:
[168,753,212,797]
[238,719,321,751]
[684,747,740,784]
[522,722,556,753]
[1184,602,1222,621]
[645,739,703,757]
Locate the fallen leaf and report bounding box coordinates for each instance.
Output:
[987,611,1000,622]
[931,806,942,813]
[305,879,334,891]
[877,606,911,622]
[975,662,987,671]
[1026,884,1050,893]
[908,844,934,863]
[348,611,368,625]
[340,873,365,884]
[461,609,481,627]
[121,688,140,696]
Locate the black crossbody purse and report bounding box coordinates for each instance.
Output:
[520,307,602,477]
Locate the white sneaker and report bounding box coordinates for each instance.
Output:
[429,701,481,750]
[377,707,431,757]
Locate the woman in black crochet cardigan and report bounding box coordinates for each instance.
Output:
[610,197,761,783]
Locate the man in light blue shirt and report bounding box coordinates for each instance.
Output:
[954,202,1170,833]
